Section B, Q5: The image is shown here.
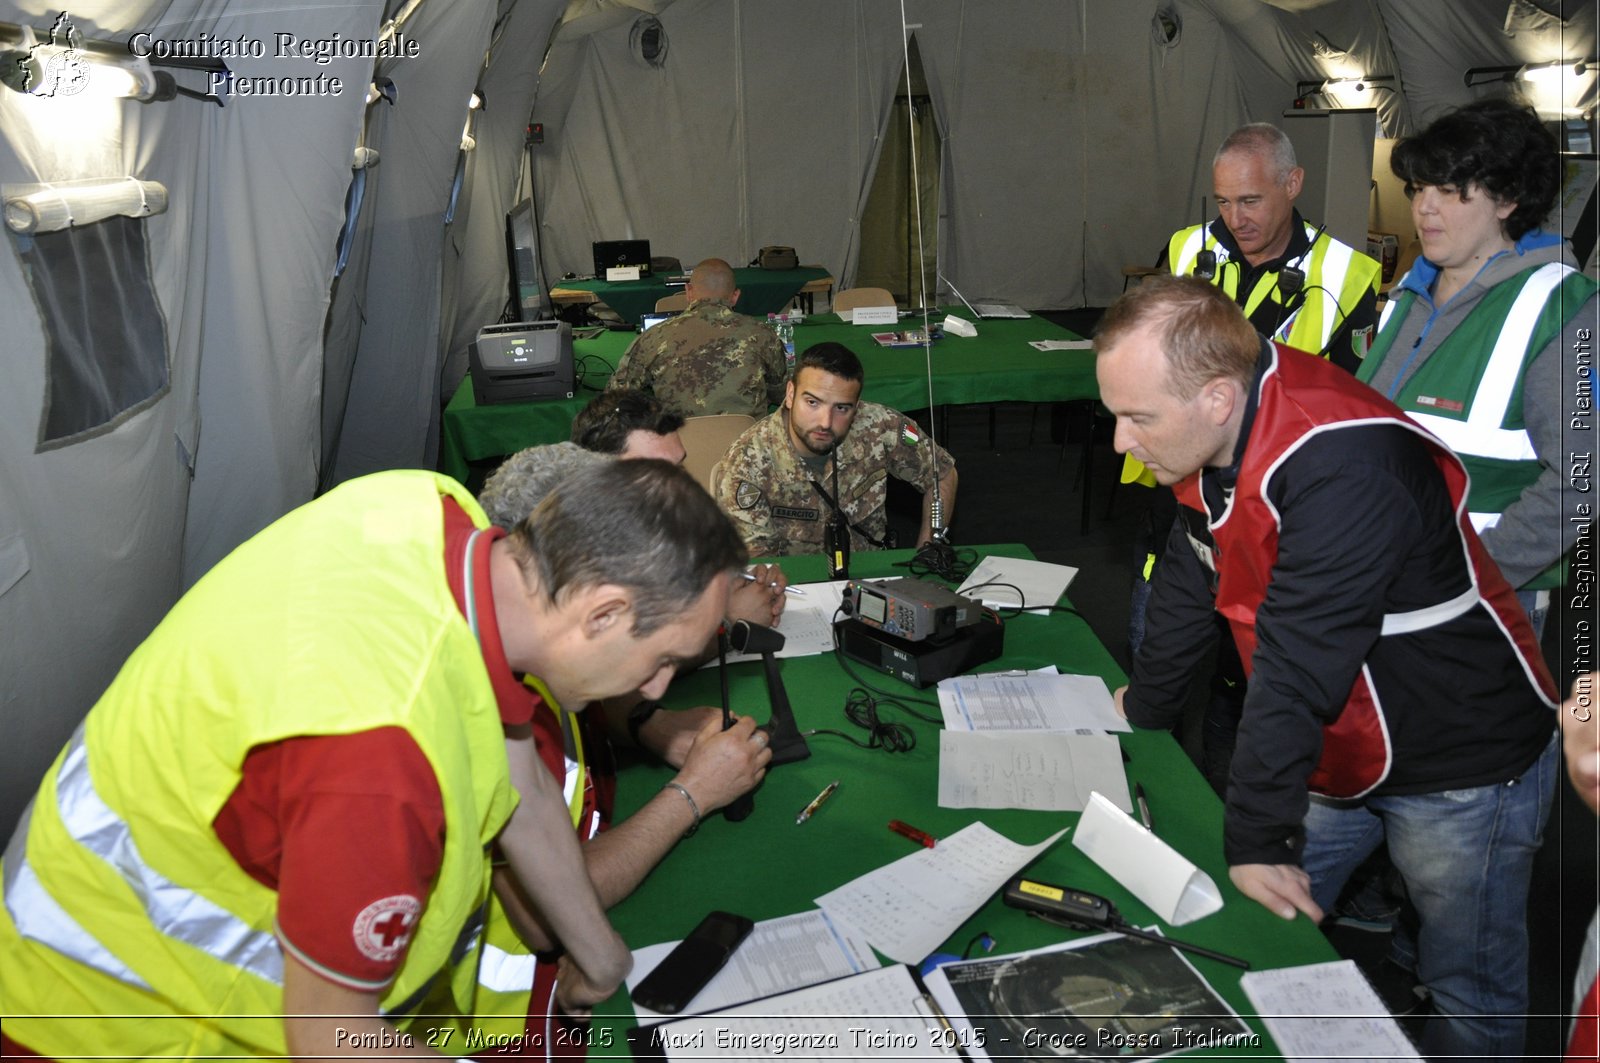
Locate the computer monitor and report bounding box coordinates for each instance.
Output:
[505,198,549,322]
[592,239,652,278]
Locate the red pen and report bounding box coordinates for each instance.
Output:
[888,819,937,849]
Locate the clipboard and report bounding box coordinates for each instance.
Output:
[627,963,969,1060]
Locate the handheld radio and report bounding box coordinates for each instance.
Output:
[1001,875,1250,969]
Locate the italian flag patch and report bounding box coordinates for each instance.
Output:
[900,422,922,447]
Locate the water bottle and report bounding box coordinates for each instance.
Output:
[771,314,796,368]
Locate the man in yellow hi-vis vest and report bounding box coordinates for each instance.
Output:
[0,461,755,1060]
[423,443,774,1059]
[1127,121,1383,489]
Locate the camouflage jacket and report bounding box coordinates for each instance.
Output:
[716,402,955,558]
[611,300,787,418]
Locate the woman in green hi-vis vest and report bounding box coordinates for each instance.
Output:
[1359,98,1597,640]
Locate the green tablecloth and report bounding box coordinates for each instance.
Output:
[586,546,1336,1058]
[559,266,831,326]
[439,310,1098,484]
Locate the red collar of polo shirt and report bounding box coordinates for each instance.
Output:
[442,497,539,726]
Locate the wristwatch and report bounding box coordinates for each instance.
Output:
[626,698,663,747]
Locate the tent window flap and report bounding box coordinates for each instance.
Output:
[14,214,171,448]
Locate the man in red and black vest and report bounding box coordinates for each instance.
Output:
[1099,275,1558,1060]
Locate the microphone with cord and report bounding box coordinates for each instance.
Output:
[716,624,755,823]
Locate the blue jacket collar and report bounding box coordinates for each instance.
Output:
[1398,228,1563,301]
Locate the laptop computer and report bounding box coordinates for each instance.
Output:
[944,277,1030,319]
[592,239,652,278]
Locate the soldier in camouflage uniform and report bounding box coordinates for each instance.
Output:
[611,258,787,419]
[716,342,957,558]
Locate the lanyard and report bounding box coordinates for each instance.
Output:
[809,454,890,549]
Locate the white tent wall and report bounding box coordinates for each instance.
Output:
[531,0,906,291]
[0,1,378,831]
[323,0,495,484]
[908,3,1088,310]
[179,7,383,580]
[441,0,568,405]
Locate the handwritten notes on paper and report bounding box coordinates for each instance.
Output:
[815,822,1069,965]
[628,909,878,1022]
[938,731,1131,812]
[721,580,850,664]
[1240,960,1423,1061]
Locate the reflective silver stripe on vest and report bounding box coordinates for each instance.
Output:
[1381,586,1479,636]
[1408,409,1538,463]
[478,940,538,994]
[1297,233,1354,352]
[1470,511,1499,532]
[34,726,284,986]
[1409,263,1570,463]
[4,796,152,990]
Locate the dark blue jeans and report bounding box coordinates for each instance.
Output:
[1302,733,1559,1059]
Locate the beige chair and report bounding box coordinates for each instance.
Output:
[654,292,688,313]
[831,286,895,313]
[678,414,755,494]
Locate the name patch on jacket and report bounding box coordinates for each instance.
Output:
[1415,395,1465,413]
[771,506,819,521]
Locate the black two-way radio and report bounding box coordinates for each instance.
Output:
[1193,197,1217,280]
[1001,875,1250,969]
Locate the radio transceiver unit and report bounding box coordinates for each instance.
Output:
[841,578,981,643]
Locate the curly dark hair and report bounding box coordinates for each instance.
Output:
[1390,98,1558,240]
[570,388,684,455]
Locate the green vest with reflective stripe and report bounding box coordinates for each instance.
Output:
[0,471,519,1058]
[1359,262,1596,589]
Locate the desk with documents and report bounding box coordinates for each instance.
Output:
[440,309,1099,484]
[590,545,1338,1059]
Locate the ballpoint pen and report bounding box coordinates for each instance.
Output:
[1134,783,1153,831]
[796,780,839,823]
[739,570,806,596]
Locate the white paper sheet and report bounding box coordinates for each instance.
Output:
[815,822,1069,964]
[956,555,1078,614]
[636,964,957,1060]
[938,730,1132,812]
[627,909,879,1022]
[721,580,850,663]
[937,670,1129,733]
[1072,791,1222,926]
[1240,960,1423,1061]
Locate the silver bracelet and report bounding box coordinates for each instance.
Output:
[662,781,701,837]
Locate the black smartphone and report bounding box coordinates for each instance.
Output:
[630,910,754,1015]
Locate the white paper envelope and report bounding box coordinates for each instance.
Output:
[1071,790,1222,926]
